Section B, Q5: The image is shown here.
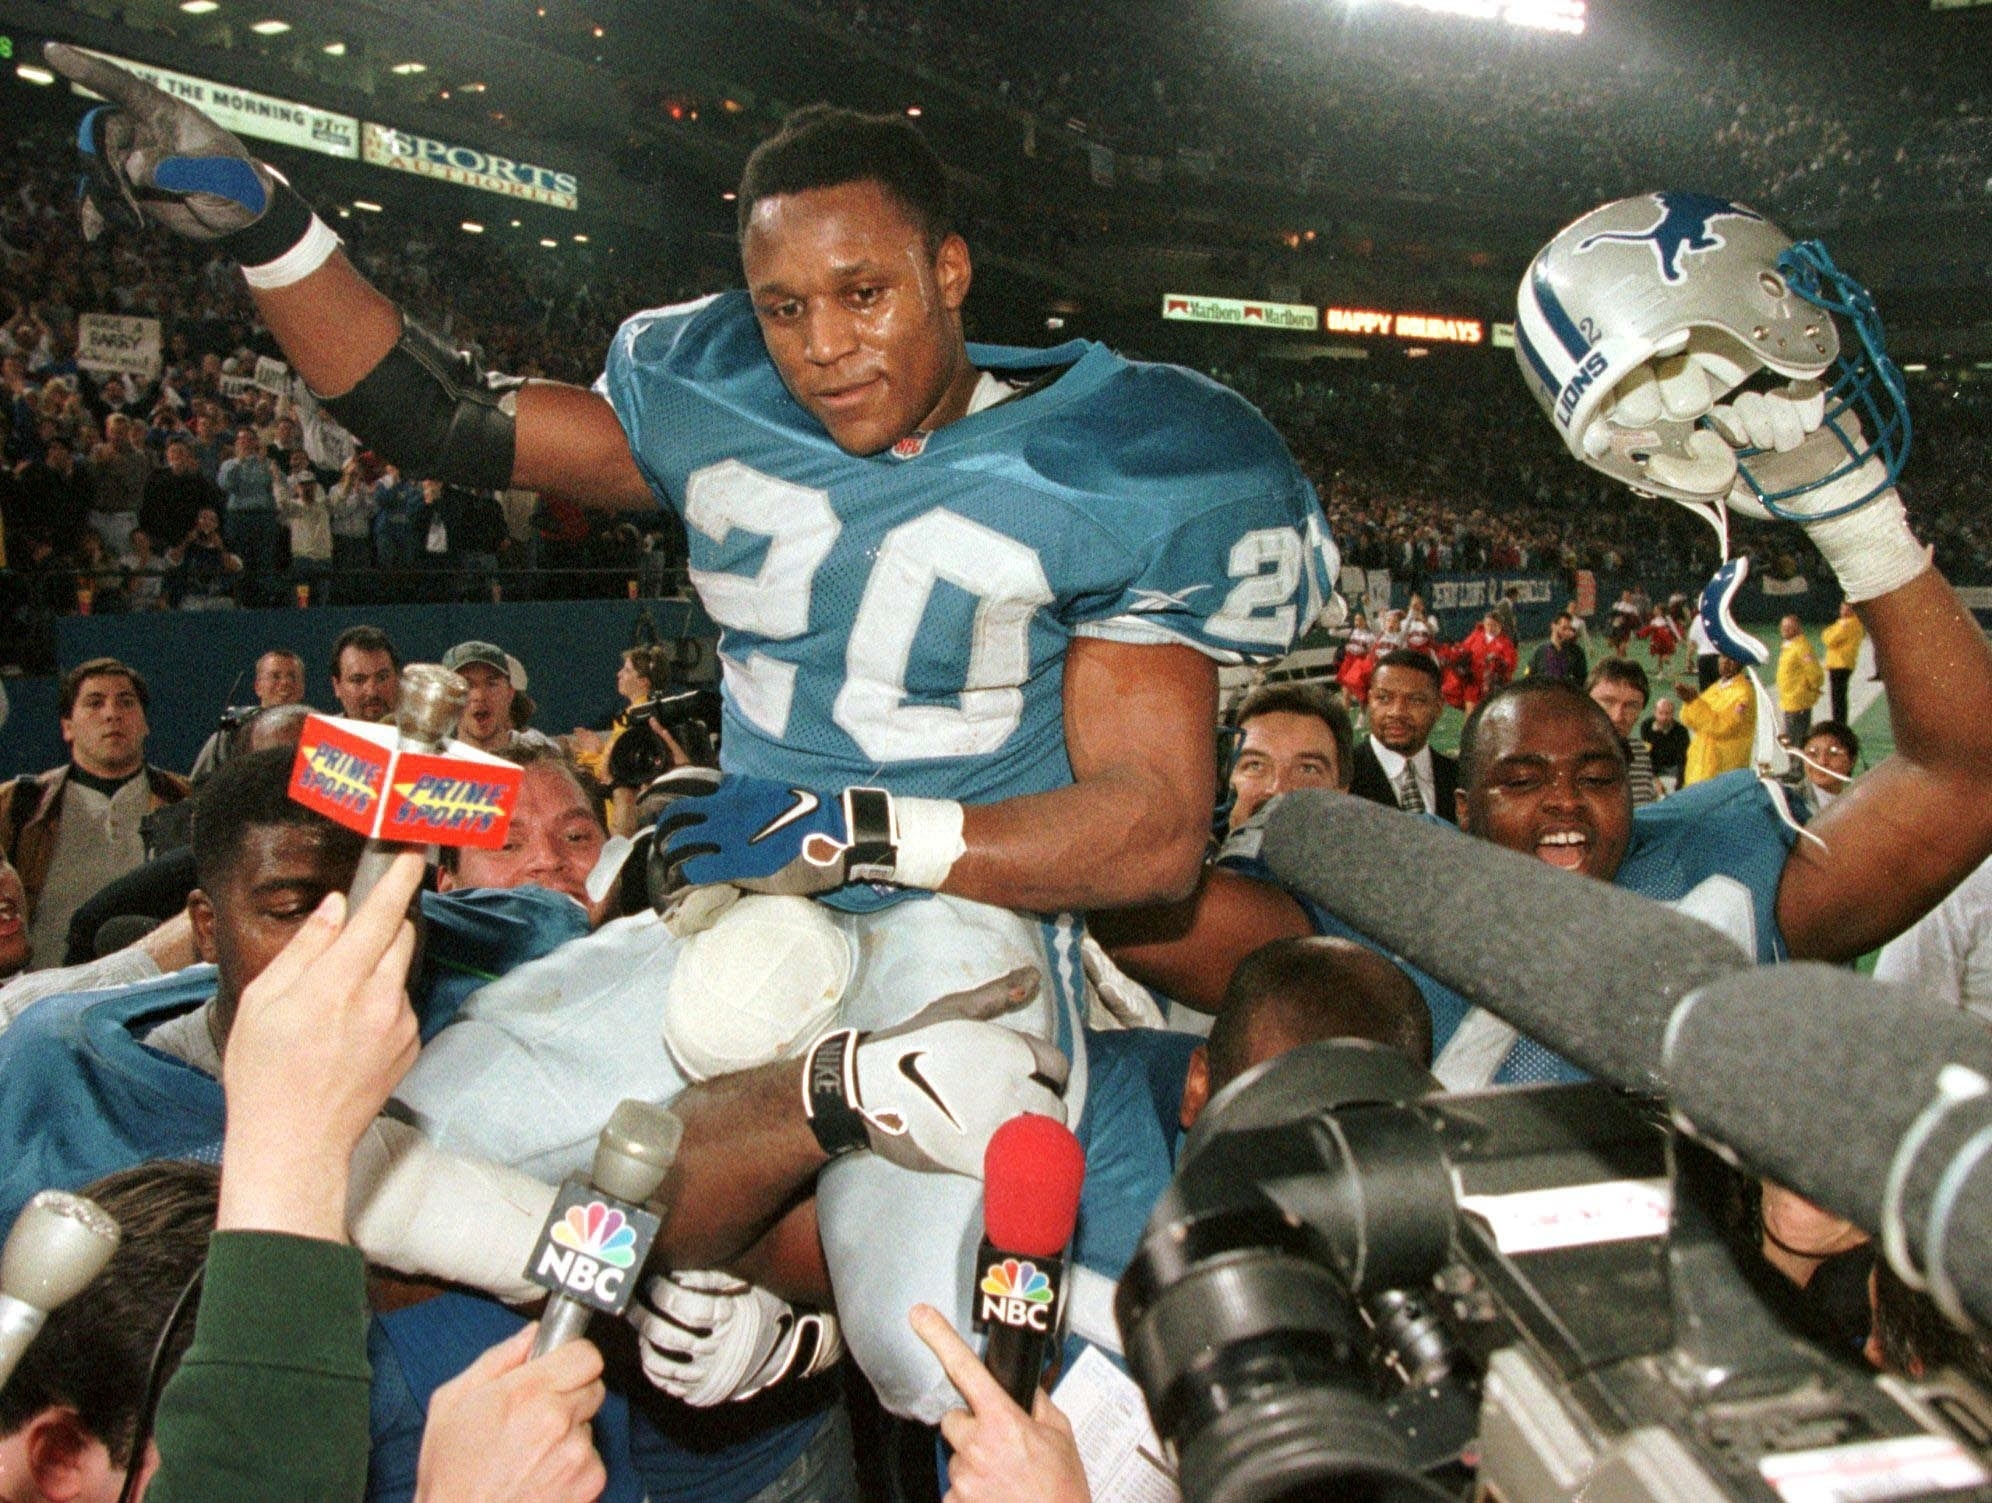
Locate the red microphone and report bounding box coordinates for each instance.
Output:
[974,1114,1086,1410]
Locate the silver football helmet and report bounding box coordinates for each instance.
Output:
[1516,192,1908,522]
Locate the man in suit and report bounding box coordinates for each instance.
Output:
[1225,683,1354,833]
[1350,649,1458,823]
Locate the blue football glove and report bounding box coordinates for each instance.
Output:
[655,776,900,898]
[45,42,312,261]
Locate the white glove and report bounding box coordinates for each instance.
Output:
[1080,934,1164,1030]
[631,1270,842,1406]
[1707,391,1928,602]
[802,967,1070,1177]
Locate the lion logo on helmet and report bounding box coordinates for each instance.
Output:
[1575,192,1765,284]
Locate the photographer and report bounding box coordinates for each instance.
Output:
[568,644,699,834]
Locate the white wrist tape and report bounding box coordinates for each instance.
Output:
[891,797,965,891]
[1803,486,1931,603]
[346,1117,556,1303]
[239,213,341,290]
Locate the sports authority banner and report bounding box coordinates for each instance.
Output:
[76,313,161,383]
[1161,294,1318,332]
[71,47,358,159]
[1411,571,1562,639]
[362,124,579,210]
[1323,307,1486,344]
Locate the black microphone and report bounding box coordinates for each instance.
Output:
[525,1099,682,1358]
[973,1115,1086,1410]
[1667,963,1992,1333]
[0,1190,121,1388]
[1259,790,1750,1093]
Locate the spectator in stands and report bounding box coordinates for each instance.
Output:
[325,453,377,586]
[163,505,241,609]
[139,437,218,551]
[1528,611,1588,686]
[1795,720,1860,821]
[187,411,226,480]
[371,463,423,573]
[1777,615,1826,747]
[87,411,149,554]
[1226,683,1353,833]
[0,658,188,971]
[1587,658,1658,807]
[1348,650,1456,823]
[1678,655,1756,786]
[441,640,546,754]
[1643,696,1689,793]
[277,452,333,601]
[421,479,508,603]
[117,526,167,611]
[1822,600,1865,726]
[12,435,92,549]
[214,425,280,599]
[329,625,400,723]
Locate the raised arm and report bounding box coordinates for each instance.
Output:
[45,44,653,513]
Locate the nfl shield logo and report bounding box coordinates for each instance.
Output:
[890,432,930,460]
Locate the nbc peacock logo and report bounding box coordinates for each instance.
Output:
[550,1202,639,1268]
[979,1258,1057,1332]
[981,1259,1053,1303]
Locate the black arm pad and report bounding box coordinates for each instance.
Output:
[319,315,521,491]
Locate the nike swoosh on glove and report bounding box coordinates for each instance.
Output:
[631,1270,843,1406]
[802,967,1070,1177]
[655,776,893,898]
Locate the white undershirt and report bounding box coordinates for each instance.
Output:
[1368,739,1436,814]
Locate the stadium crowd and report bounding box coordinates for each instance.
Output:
[1,26,1991,1503]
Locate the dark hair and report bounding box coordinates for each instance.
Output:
[1371,649,1443,695]
[1872,1255,1992,1387]
[623,644,675,697]
[191,746,359,892]
[1804,719,1861,763]
[61,657,149,717]
[0,1161,217,1464]
[1586,656,1651,705]
[328,625,400,682]
[737,105,954,251]
[1458,678,1621,791]
[1233,683,1355,788]
[1208,936,1433,1087]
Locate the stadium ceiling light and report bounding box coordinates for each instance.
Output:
[391,61,427,75]
[1405,347,1430,358]
[906,105,922,117]
[179,0,221,12]
[1902,363,1928,372]
[509,219,521,227]
[322,41,347,55]
[249,19,290,34]
[353,200,382,212]
[539,237,558,248]
[462,221,484,234]
[574,233,589,242]
[721,190,737,201]
[461,81,487,93]
[15,65,56,85]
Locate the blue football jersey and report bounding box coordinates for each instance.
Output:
[599,292,1335,805]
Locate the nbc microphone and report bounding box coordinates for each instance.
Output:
[0,1191,121,1388]
[975,1114,1086,1411]
[526,1099,683,1358]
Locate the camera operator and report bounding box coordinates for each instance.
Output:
[188,650,308,783]
[568,645,703,834]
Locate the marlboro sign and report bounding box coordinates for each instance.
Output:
[289,714,523,849]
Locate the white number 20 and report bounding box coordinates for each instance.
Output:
[684,461,1052,762]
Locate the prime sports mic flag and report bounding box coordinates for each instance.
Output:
[524,1176,661,1317]
[288,714,523,849]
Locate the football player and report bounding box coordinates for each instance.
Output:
[49,51,1335,1422]
[1102,193,1992,1090]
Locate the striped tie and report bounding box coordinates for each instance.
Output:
[1394,764,1425,814]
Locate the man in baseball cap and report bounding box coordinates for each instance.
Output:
[440,640,544,754]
